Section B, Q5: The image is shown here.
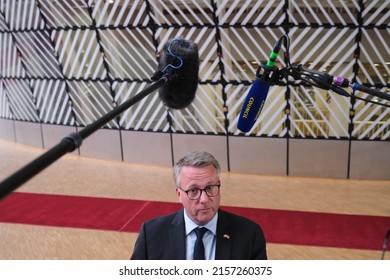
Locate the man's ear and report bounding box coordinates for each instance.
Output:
[176,188,183,202]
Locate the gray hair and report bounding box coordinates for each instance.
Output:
[173,151,221,187]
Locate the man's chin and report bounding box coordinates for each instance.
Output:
[196,210,215,224]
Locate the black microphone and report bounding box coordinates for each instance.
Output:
[237,38,283,132]
[0,38,200,200]
[157,38,199,109]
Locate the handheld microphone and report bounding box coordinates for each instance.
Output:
[237,79,270,133]
[237,38,283,132]
[157,38,199,109]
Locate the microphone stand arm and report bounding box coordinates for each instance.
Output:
[255,33,389,102]
[282,64,390,101]
[285,65,351,97]
[0,76,168,200]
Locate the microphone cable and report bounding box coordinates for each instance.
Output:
[380,228,390,260]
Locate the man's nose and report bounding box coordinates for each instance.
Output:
[198,189,209,202]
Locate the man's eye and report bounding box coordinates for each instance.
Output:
[189,189,199,194]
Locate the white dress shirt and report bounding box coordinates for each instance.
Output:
[183,210,218,260]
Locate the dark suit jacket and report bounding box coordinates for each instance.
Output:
[130,208,267,260]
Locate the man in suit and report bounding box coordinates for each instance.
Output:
[131,151,267,260]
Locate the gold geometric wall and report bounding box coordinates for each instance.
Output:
[0,0,389,140]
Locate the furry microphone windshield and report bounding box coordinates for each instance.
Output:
[158,38,199,109]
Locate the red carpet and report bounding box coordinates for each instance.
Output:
[0,192,389,250]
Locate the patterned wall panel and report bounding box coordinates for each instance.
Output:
[0,0,388,141]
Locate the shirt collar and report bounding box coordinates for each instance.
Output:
[183,210,218,236]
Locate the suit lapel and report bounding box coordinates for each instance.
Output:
[168,209,186,260]
[166,209,234,260]
[215,210,232,260]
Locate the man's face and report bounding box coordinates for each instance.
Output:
[176,165,221,226]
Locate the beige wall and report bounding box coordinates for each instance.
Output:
[1,119,389,180]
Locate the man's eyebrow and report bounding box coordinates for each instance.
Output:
[189,182,220,189]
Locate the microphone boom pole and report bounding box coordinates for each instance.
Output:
[0,77,167,200]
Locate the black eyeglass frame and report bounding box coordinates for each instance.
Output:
[177,183,221,200]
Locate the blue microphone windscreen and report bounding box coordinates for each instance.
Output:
[237,79,269,132]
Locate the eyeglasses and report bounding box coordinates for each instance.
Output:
[177,184,221,200]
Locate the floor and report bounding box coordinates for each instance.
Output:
[0,138,389,260]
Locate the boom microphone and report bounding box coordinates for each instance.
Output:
[158,38,199,109]
[237,38,283,132]
[0,37,200,200]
